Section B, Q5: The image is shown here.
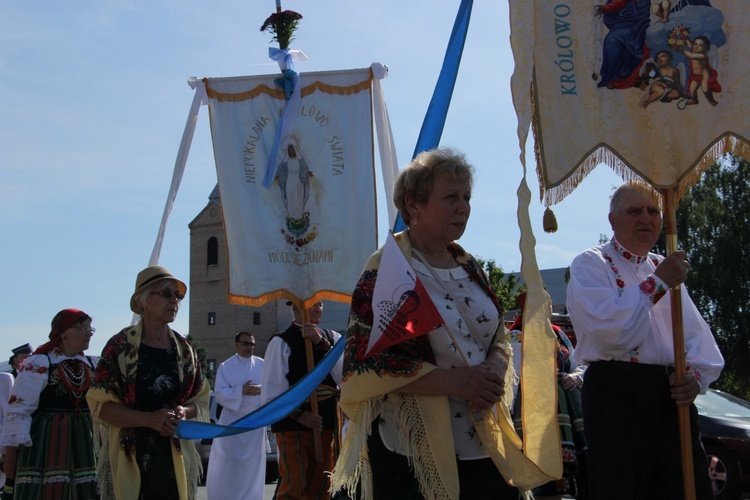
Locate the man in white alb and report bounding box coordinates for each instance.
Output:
[206,331,266,499]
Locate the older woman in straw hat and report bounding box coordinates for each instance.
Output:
[2,308,98,499]
[87,266,209,500]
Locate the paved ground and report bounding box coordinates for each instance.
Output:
[196,484,577,499]
[194,482,750,499]
[196,483,277,499]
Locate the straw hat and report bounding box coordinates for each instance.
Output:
[130,266,187,314]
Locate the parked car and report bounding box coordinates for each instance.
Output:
[696,389,750,500]
[196,392,279,485]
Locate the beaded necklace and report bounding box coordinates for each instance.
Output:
[57,359,91,408]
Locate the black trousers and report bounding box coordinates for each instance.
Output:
[583,361,714,500]
[367,418,518,500]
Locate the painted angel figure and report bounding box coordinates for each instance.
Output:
[640,50,686,108]
[678,35,721,106]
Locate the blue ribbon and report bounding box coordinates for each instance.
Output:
[262,47,302,188]
[393,0,473,232]
[275,68,298,100]
[176,336,345,439]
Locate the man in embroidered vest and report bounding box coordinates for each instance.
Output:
[566,182,724,499]
[261,301,342,500]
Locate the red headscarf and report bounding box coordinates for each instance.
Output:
[35,308,91,355]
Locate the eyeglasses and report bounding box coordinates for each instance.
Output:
[236,341,255,347]
[150,289,185,301]
[73,326,95,334]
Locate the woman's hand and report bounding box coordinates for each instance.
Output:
[451,365,505,413]
[151,408,180,436]
[478,348,509,377]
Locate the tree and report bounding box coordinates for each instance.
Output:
[476,258,524,312]
[188,334,216,385]
[657,155,750,400]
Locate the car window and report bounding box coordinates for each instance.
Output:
[695,389,750,418]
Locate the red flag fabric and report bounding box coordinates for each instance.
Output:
[364,233,444,358]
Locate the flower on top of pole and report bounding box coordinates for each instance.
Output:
[260,8,303,50]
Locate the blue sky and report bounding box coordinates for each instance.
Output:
[0,1,623,360]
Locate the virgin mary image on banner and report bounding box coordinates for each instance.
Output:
[275,138,321,240]
[203,68,378,305]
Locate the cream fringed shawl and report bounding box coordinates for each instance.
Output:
[86,322,210,500]
[331,231,515,500]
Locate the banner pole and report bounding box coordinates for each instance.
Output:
[302,307,324,462]
[662,188,696,500]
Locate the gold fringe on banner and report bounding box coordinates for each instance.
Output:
[676,134,750,200]
[531,95,750,210]
[227,289,351,309]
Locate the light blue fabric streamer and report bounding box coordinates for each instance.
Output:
[269,47,295,69]
[275,68,298,100]
[176,336,345,439]
[392,0,473,233]
[262,47,302,188]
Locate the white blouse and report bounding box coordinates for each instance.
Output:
[379,258,502,460]
[1,351,98,447]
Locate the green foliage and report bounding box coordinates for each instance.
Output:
[658,155,750,400]
[476,258,524,312]
[187,334,215,385]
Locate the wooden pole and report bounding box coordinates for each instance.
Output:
[301,307,325,462]
[662,188,696,500]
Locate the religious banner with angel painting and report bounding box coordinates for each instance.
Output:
[510,0,750,207]
[204,68,378,306]
[510,1,750,496]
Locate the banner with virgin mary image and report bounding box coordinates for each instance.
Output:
[510,0,750,205]
[204,68,378,306]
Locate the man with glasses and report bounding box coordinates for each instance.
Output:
[206,331,266,499]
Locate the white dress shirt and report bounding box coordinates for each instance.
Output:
[566,239,723,392]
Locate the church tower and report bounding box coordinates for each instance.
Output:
[188,185,281,370]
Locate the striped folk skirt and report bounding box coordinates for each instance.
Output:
[15,408,98,499]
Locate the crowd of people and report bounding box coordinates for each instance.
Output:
[0,148,725,500]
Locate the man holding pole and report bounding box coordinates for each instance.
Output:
[566,182,723,499]
[262,300,342,500]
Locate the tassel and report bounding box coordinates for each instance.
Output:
[543,207,558,233]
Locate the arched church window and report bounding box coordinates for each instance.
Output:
[207,237,218,266]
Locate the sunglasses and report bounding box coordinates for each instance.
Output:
[236,341,256,347]
[150,289,185,301]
